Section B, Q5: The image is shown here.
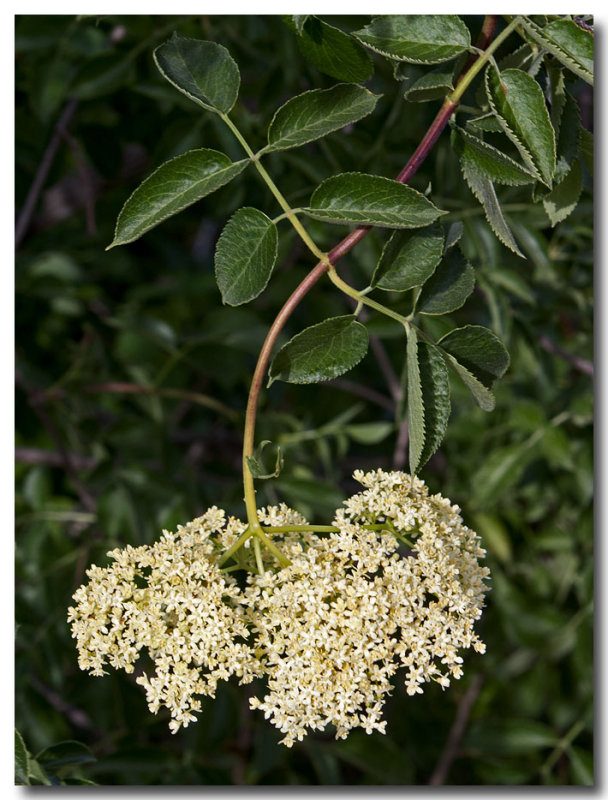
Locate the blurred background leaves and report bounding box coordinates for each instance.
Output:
[15,14,592,785]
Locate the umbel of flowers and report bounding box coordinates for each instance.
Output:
[68,469,490,747]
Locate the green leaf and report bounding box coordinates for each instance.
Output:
[403,63,454,102]
[285,16,373,83]
[153,32,240,113]
[304,173,445,229]
[460,159,524,257]
[486,67,556,187]
[542,158,583,226]
[580,127,593,174]
[568,745,594,786]
[108,150,248,248]
[344,421,394,444]
[265,84,380,153]
[416,246,475,315]
[522,17,593,85]
[15,729,30,785]
[472,439,539,507]
[354,15,471,64]
[291,15,310,34]
[406,328,424,473]
[467,112,504,133]
[438,324,510,411]
[245,440,283,479]
[214,207,278,305]
[451,126,536,186]
[36,741,96,770]
[269,315,369,385]
[371,223,444,291]
[444,221,464,251]
[406,329,450,473]
[471,512,512,563]
[554,92,582,183]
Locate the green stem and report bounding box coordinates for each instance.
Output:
[217,526,253,568]
[261,523,401,534]
[253,527,291,567]
[220,114,329,264]
[253,537,265,575]
[220,15,511,536]
[327,264,410,328]
[448,17,522,104]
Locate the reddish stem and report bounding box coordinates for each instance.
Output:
[242,16,499,512]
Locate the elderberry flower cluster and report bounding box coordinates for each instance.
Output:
[68,469,490,745]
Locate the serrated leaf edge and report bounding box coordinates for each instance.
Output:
[460,159,525,258]
[214,207,278,306]
[453,125,537,186]
[264,84,381,153]
[484,65,552,188]
[108,151,248,249]
[521,17,593,86]
[153,34,240,113]
[406,328,426,474]
[353,16,471,65]
[268,315,369,385]
[306,171,446,228]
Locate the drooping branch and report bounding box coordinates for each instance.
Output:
[241,16,505,526]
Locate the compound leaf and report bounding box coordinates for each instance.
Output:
[354,15,470,64]
[266,84,380,153]
[214,208,278,305]
[108,149,248,248]
[304,173,445,229]
[154,32,240,113]
[269,315,369,385]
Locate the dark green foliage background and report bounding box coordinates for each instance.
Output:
[15,15,593,786]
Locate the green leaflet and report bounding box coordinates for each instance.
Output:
[416,246,475,315]
[265,84,380,153]
[406,328,450,474]
[371,223,444,291]
[283,16,373,83]
[486,67,556,188]
[438,324,510,412]
[460,157,524,258]
[245,440,283,479]
[214,208,278,306]
[108,149,248,248]
[154,32,240,113]
[291,15,310,34]
[354,15,470,64]
[403,63,454,102]
[542,158,583,226]
[451,126,536,186]
[554,92,582,183]
[15,730,30,785]
[304,172,445,229]
[580,127,593,174]
[522,17,593,85]
[269,315,369,385]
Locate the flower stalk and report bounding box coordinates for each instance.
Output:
[223,15,515,547]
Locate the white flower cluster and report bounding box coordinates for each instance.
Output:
[68,470,489,745]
